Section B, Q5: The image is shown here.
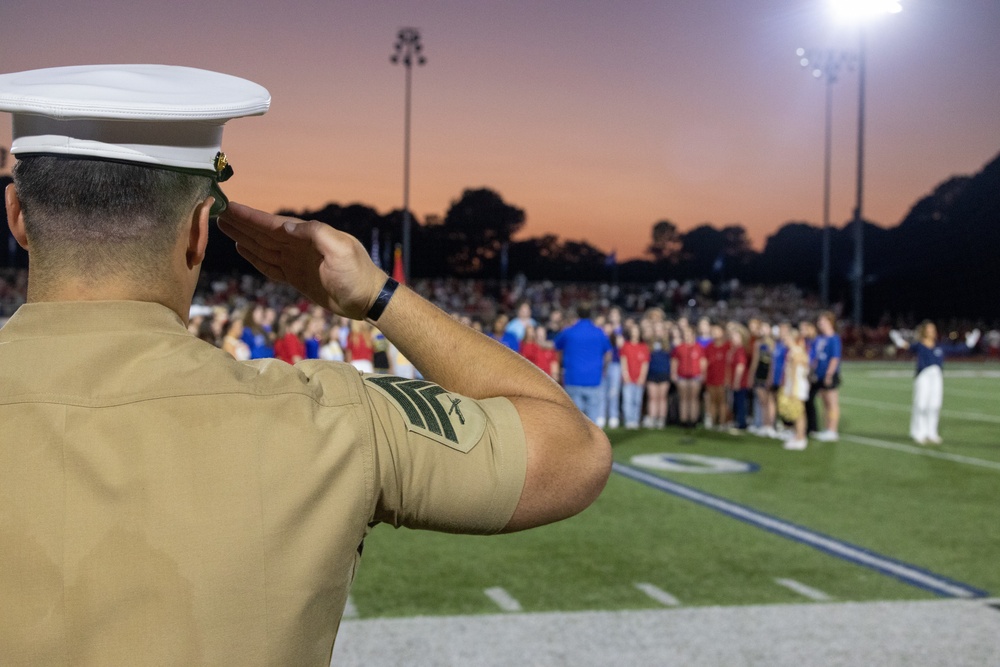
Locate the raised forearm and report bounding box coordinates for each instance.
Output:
[374,285,573,407]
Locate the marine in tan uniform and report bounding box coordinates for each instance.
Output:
[0,65,611,665]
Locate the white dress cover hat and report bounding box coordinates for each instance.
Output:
[0,64,270,214]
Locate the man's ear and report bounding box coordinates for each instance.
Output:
[5,184,29,251]
[185,196,213,269]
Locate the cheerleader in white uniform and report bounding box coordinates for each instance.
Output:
[890,322,980,445]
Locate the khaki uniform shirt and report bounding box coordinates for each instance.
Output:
[0,301,526,666]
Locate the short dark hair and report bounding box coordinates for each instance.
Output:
[13,156,212,275]
[576,304,592,320]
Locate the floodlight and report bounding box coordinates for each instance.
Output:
[829,0,902,21]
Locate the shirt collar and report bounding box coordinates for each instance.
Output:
[0,300,188,340]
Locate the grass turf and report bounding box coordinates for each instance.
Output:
[348,362,1000,618]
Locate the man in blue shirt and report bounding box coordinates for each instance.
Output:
[555,306,613,425]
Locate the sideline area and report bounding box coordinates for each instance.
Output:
[332,598,1000,666]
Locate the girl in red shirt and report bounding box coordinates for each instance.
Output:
[704,324,729,428]
[524,326,559,380]
[273,313,307,364]
[671,326,707,429]
[727,326,751,430]
[346,320,375,373]
[620,324,651,429]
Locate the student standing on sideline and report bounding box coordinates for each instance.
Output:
[644,320,672,428]
[890,323,981,445]
[779,327,811,451]
[273,312,307,364]
[813,312,842,441]
[555,305,613,425]
[345,319,375,373]
[532,326,561,381]
[601,321,624,428]
[768,322,791,438]
[504,301,537,344]
[800,320,820,435]
[704,323,729,428]
[749,323,776,437]
[727,326,750,431]
[620,324,650,429]
[0,64,610,664]
[671,326,706,430]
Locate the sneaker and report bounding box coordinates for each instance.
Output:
[608,418,620,429]
[926,435,942,445]
[625,422,639,430]
[815,430,839,442]
[783,438,807,450]
[596,417,607,428]
[912,436,927,445]
[642,416,654,428]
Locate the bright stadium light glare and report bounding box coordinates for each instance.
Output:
[829,0,902,21]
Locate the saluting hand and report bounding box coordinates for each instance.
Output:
[218,202,386,319]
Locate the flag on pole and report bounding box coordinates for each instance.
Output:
[392,244,405,284]
[370,229,382,269]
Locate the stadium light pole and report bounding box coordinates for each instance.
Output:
[828,0,902,325]
[797,48,853,308]
[390,28,426,284]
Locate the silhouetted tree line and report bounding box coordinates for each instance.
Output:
[1,150,998,321]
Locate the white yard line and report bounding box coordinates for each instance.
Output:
[840,396,1000,424]
[484,587,523,612]
[774,578,832,602]
[848,376,1000,402]
[840,434,1000,472]
[634,582,680,607]
[863,369,1000,379]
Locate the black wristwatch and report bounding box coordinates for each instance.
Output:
[365,278,399,321]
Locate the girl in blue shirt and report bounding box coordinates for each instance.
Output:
[813,312,842,441]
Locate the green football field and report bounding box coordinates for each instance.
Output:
[348,362,1000,618]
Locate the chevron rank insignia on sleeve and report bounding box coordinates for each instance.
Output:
[364,375,487,452]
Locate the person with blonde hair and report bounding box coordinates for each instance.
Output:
[779,327,810,450]
[221,316,251,361]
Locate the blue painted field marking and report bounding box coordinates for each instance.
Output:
[613,462,989,599]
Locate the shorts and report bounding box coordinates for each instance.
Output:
[647,371,671,384]
[676,376,702,387]
[819,372,841,390]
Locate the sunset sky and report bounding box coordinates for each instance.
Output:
[1,0,998,259]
